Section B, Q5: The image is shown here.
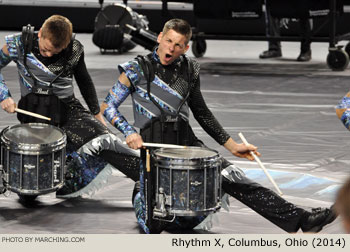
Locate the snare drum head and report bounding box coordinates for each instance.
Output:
[154,147,218,159]
[2,123,65,145]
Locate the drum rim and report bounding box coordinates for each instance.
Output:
[0,123,67,153]
[167,204,222,217]
[152,147,221,160]
[6,182,64,195]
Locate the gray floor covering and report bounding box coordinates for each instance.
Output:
[0,32,349,234]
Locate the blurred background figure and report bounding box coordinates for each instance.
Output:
[259,0,313,62]
[335,177,350,233]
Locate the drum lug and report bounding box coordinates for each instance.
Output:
[53,160,60,183]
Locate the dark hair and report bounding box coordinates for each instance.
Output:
[162,19,192,45]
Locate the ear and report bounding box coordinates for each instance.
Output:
[184,44,190,53]
[38,28,42,38]
[157,32,163,44]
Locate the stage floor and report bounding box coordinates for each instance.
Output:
[0,32,349,234]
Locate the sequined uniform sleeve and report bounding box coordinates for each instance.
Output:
[188,62,230,145]
[336,92,350,130]
[101,80,137,137]
[73,52,100,115]
[118,59,142,90]
[0,48,13,102]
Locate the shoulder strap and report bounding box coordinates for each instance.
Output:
[21,24,34,56]
[21,24,39,86]
[136,54,169,116]
[182,54,193,85]
[136,54,154,83]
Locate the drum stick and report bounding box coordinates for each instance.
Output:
[238,132,283,196]
[146,149,151,172]
[122,141,186,149]
[142,142,187,149]
[15,108,51,121]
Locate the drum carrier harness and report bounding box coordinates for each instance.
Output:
[137,54,194,146]
[17,24,72,126]
[136,54,195,232]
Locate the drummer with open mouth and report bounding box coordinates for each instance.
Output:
[101,18,337,234]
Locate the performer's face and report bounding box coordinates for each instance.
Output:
[156,29,189,65]
[38,29,64,57]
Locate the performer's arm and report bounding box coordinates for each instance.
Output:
[189,76,259,160]
[336,91,350,130]
[0,44,16,113]
[101,72,143,149]
[73,52,106,125]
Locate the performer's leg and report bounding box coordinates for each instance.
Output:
[57,99,140,197]
[221,159,336,233]
[299,18,312,53]
[297,18,312,62]
[260,1,281,58]
[190,133,336,233]
[99,150,139,181]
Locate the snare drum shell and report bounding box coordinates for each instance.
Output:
[152,147,222,216]
[0,123,67,195]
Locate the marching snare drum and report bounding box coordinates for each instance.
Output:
[152,147,222,217]
[0,123,66,195]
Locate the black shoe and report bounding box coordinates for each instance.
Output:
[297,50,312,62]
[259,50,282,59]
[300,207,337,233]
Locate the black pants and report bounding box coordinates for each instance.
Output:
[264,1,312,53]
[195,141,306,233]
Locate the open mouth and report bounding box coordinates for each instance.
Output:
[165,53,172,59]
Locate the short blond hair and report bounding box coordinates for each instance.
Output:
[41,15,73,49]
[162,19,192,45]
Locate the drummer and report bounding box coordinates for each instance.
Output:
[0,15,140,198]
[101,18,337,233]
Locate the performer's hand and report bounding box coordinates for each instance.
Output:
[126,133,143,150]
[94,112,107,126]
[0,98,16,113]
[224,138,261,161]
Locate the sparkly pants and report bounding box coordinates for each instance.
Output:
[221,158,306,233]
[55,98,140,197]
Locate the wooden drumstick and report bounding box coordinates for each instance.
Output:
[142,142,187,149]
[15,108,51,121]
[238,132,283,196]
[122,141,187,149]
[146,149,151,172]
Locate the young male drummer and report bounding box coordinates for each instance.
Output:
[101,18,337,233]
[0,15,139,198]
